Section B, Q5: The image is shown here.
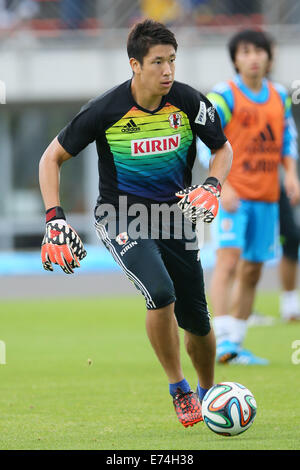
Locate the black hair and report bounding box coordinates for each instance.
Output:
[127,19,178,64]
[228,29,274,72]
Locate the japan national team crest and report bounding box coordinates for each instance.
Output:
[116,232,129,245]
[168,112,182,129]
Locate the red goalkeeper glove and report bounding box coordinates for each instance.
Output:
[41,206,87,274]
[176,177,221,224]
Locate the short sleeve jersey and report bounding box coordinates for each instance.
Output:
[58,80,227,207]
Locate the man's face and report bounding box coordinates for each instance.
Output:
[131,44,176,97]
[234,42,270,79]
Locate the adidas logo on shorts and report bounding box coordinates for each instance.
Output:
[121,119,141,133]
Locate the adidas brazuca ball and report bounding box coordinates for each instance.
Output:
[201,382,257,436]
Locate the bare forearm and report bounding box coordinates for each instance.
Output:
[208,141,233,185]
[39,154,61,210]
[39,137,72,211]
[282,155,298,176]
[282,155,300,205]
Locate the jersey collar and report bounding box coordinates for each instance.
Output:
[127,79,169,114]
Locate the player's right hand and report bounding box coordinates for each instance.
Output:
[41,220,87,274]
[176,178,221,224]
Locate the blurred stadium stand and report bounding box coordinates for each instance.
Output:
[0,0,299,270]
[1,1,300,35]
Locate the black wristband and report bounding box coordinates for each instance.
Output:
[203,177,222,193]
[46,206,66,223]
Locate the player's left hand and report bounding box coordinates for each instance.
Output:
[284,173,300,206]
[176,178,221,224]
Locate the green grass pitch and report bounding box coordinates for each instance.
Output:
[0,292,300,450]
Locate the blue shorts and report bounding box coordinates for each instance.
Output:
[215,199,279,262]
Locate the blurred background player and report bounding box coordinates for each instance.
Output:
[39,19,232,427]
[203,29,300,365]
[279,186,300,321]
[245,186,300,326]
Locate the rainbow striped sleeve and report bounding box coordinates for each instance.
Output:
[207,82,234,129]
[197,82,233,168]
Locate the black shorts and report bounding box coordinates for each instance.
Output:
[95,211,211,337]
[279,186,300,261]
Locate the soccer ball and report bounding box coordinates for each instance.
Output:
[201,382,257,436]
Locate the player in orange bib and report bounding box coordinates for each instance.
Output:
[224,79,284,202]
[201,30,300,364]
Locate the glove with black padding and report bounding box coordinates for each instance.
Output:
[41,206,87,274]
[176,177,221,224]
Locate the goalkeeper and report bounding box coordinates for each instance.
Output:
[39,19,232,428]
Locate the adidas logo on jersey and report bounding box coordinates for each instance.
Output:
[254,123,275,142]
[207,106,215,122]
[122,119,141,133]
[245,123,281,154]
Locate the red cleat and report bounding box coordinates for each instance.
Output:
[173,391,203,428]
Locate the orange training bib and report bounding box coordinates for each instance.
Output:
[224,80,284,202]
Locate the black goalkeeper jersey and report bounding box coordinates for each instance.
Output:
[58,79,227,207]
